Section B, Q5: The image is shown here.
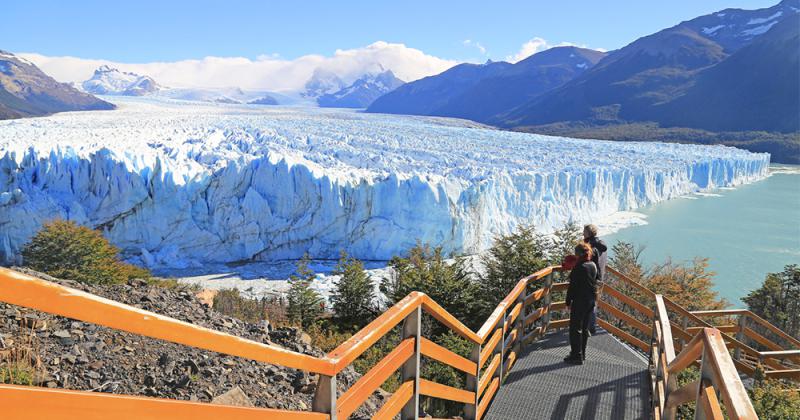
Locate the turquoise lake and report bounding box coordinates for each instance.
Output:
[606,165,800,305]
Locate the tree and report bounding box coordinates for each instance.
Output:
[21,219,149,285]
[286,254,323,328]
[477,225,549,317]
[547,222,582,265]
[646,258,728,311]
[608,241,646,281]
[743,265,800,340]
[381,243,481,330]
[330,251,376,328]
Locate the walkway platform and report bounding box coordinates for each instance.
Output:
[485,328,650,420]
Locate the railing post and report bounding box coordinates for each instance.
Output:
[312,373,337,420]
[695,346,714,420]
[513,287,525,358]
[401,306,421,420]
[680,315,689,351]
[464,343,481,420]
[542,272,554,330]
[496,311,507,382]
[734,314,747,361]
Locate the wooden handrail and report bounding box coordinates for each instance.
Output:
[1,261,790,419]
[0,267,335,375]
[650,294,757,420]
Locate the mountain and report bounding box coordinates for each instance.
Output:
[502,0,799,130]
[655,13,800,133]
[317,70,404,108]
[301,68,345,99]
[248,95,279,105]
[445,47,606,123]
[0,50,114,119]
[367,60,514,115]
[82,65,161,96]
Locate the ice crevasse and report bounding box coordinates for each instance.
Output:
[0,98,770,268]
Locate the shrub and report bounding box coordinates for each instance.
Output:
[21,219,150,285]
[743,265,800,340]
[477,225,549,317]
[286,254,324,328]
[381,243,481,331]
[330,251,376,328]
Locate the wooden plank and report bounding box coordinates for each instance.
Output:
[664,380,699,411]
[691,309,748,317]
[552,282,569,292]
[524,287,547,306]
[687,325,739,335]
[504,327,518,349]
[700,329,758,419]
[328,293,422,372]
[655,296,676,363]
[336,338,414,419]
[419,378,474,404]
[421,296,481,344]
[744,311,800,348]
[597,319,650,352]
[549,318,570,330]
[479,328,502,368]
[504,349,517,378]
[764,369,800,380]
[0,268,334,376]
[743,326,785,352]
[0,384,327,420]
[698,380,724,420]
[524,306,547,327]
[420,337,476,375]
[601,284,655,318]
[667,332,703,375]
[550,301,567,312]
[478,354,500,398]
[597,300,652,336]
[506,302,523,326]
[477,377,500,420]
[372,380,413,420]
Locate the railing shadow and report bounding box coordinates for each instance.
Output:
[548,371,649,420]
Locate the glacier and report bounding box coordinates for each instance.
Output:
[0,97,770,268]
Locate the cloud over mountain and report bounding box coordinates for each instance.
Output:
[19,42,457,92]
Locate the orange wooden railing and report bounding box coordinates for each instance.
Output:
[650,295,757,420]
[0,263,789,419]
[0,265,570,419]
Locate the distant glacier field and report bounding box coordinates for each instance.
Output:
[0,97,770,268]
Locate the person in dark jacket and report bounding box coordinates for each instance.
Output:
[564,242,598,364]
[584,224,607,335]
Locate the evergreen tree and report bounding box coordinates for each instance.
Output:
[22,219,149,285]
[381,243,481,330]
[743,265,800,339]
[330,251,376,328]
[286,254,323,328]
[548,222,582,264]
[477,225,549,317]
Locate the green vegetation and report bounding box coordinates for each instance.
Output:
[516,122,800,164]
[330,251,376,328]
[21,219,150,285]
[743,264,800,340]
[286,254,324,328]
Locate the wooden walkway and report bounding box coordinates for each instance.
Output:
[485,328,650,420]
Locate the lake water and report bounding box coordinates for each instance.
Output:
[605,165,800,305]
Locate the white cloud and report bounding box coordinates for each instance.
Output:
[462,39,487,55]
[18,41,458,92]
[505,37,605,63]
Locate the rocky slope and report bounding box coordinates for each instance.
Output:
[0,50,114,119]
[82,65,161,96]
[318,70,404,108]
[0,268,382,418]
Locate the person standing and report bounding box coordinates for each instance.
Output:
[564,242,598,364]
[583,224,607,335]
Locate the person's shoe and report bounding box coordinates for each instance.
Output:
[565,357,583,365]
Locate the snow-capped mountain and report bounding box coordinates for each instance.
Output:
[82,65,161,96]
[301,68,345,99]
[0,50,113,119]
[317,70,404,108]
[0,97,769,267]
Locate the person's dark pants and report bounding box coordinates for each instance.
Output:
[588,306,597,335]
[569,299,596,359]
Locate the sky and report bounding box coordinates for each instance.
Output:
[3,0,781,90]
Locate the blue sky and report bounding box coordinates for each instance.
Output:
[4,0,779,62]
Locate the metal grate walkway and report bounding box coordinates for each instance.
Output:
[485,328,650,420]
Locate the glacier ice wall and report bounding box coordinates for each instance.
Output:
[0,98,770,267]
